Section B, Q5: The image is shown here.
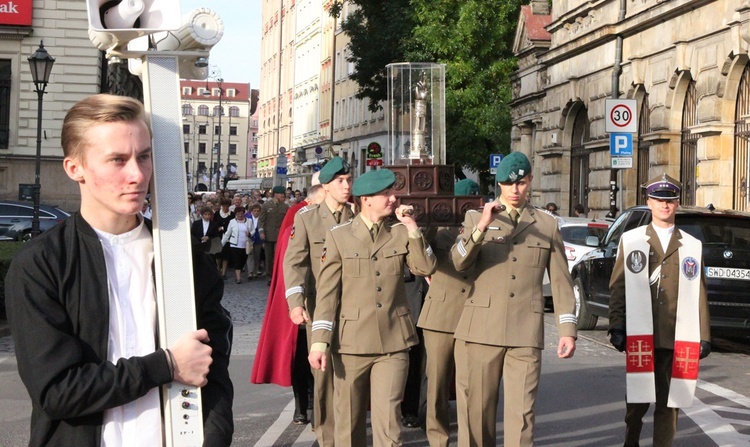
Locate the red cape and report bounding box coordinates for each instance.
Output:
[250,200,307,386]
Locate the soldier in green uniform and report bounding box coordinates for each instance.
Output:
[308,169,436,447]
[258,185,289,284]
[451,152,577,447]
[416,179,480,447]
[283,157,354,447]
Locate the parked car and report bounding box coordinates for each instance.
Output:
[543,216,612,300]
[571,205,750,337]
[0,200,70,242]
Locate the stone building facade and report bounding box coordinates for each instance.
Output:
[512,0,750,218]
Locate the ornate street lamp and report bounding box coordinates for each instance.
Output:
[27,40,55,238]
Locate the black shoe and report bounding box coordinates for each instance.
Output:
[293,413,309,425]
[402,414,419,428]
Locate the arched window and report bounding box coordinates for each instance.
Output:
[637,94,651,205]
[198,105,209,116]
[734,65,750,211]
[680,81,698,205]
[229,106,240,118]
[182,104,193,116]
[569,106,590,215]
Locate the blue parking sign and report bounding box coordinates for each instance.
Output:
[490,154,504,168]
[610,133,633,156]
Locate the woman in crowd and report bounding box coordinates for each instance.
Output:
[221,206,254,284]
[213,198,234,278]
[245,203,264,280]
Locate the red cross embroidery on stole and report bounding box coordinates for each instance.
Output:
[626,335,655,373]
[672,340,700,380]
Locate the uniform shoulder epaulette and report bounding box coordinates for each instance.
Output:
[299,204,319,214]
[466,209,480,214]
[331,219,353,231]
[390,221,405,227]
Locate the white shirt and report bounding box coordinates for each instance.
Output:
[96,220,162,447]
[653,224,675,253]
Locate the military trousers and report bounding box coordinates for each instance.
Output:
[455,341,541,447]
[423,330,467,447]
[263,240,277,278]
[624,348,678,447]
[305,322,335,447]
[332,350,410,447]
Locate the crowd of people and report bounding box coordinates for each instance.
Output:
[5,92,711,447]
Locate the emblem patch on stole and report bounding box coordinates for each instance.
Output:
[321,247,327,263]
[290,226,295,240]
[626,250,646,274]
[681,257,699,280]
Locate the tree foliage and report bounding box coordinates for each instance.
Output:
[332,0,521,178]
[334,0,416,112]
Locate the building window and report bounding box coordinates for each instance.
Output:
[184,141,190,153]
[214,125,221,135]
[229,106,240,117]
[182,87,191,95]
[198,124,207,135]
[229,143,237,155]
[198,105,209,116]
[0,60,10,149]
[213,105,224,117]
[182,104,193,115]
[199,143,207,154]
[230,126,237,136]
[183,124,190,134]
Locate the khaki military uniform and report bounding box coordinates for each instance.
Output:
[609,224,710,447]
[283,203,353,447]
[451,206,577,447]
[416,227,472,447]
[258,198,289,277]
[311,215,436,446]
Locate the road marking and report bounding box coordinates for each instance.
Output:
[253,398,316,447]
[681,380,750,446]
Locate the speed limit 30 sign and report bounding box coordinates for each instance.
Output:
[605,99,638,133]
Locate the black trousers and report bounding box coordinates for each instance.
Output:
[292,327,313,415]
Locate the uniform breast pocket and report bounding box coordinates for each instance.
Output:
[338,307,359,348]
[426,289,446,302]
[524,239,550,268]
[342,251,370,277]
[382,246,408,276]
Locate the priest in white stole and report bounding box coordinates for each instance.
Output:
[609,174,711,447]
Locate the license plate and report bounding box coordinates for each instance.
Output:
[705,267,750,280]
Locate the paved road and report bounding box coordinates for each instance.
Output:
[1,276,750,446]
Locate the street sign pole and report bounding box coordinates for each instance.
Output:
[605,99,638,218]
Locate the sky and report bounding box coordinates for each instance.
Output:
[180,0,261,87]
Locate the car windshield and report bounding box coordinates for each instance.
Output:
[677,215,750,247]
[561,225,609,245]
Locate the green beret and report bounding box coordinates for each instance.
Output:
[496,152,531,184]
[454,179,480,196]
[318,157,350,184]
[352,169,396,197]
[272,185,285,194]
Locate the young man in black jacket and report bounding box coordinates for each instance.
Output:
[5,94,234,446]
